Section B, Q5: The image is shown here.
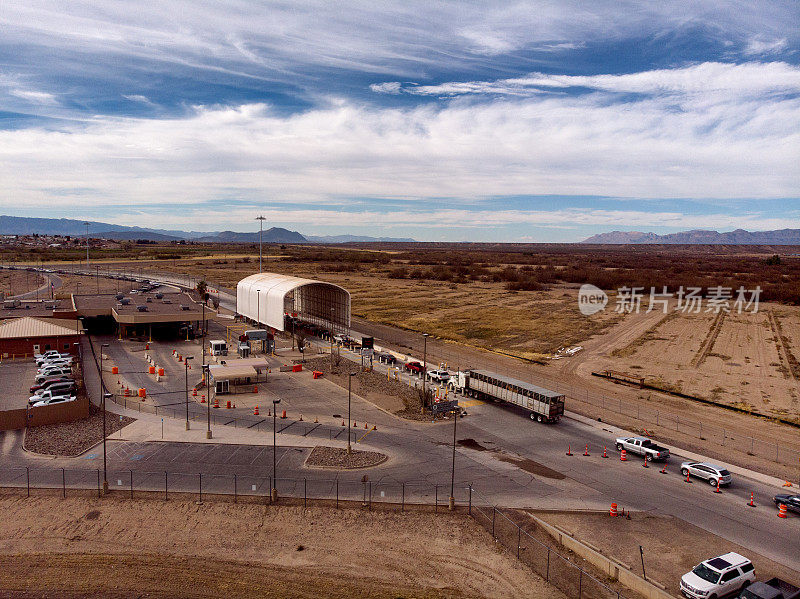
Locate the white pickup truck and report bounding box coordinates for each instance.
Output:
[615,436,670,461]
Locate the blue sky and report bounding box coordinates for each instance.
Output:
[1,2,799,241]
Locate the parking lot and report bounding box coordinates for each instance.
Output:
[0,361,41,411]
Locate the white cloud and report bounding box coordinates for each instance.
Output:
[122,94,154,105]
[368,82,402,94]
[9,89,58,104]
[744,37,788,56]
[0,76,798,216]
[374,62,800,97]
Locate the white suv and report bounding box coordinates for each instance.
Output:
[680,552,755,598]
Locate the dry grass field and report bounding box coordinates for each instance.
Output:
[0,268,43,297]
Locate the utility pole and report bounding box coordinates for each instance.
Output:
[184,356,194,430]
[347,372,356,453]
[84,222,89,266]
[255,215,266,273]
[422,333,429,410]
[100,343,109,494]
[449,403,458,510]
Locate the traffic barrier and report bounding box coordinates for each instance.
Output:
[566,445,573,456]
[602,446,608,458]
[111,366,118,375]
[583,444,590,457]
[685,470,692,483]
[778,504,788,518]
[178,354,183,362]
[149,366,156,375]
[312,371,323,379]
[124,387,131,397]
[620,449,627,461]
[213,397,219,408]
[226,400,232,409]
[642,454,649,468]
[253,386,258,393]
[158,367,164,376]
[783,481,793,487]
[714,479,721,493]
[609,503,618,517]
[748,492,756,507]
[660,463,667,474]
[192,387,197,396]
[292,364,302,372]
[200,395,206,403]
[254,405,259,416]
[281,410,287,419]
[145,343,149,350]
[138,388,146,398]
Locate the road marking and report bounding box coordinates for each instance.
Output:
[357,429,375,443]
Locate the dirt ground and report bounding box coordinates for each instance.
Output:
[0,494,563,599]
[0,269,44,297]
[533,510,800,595]
[24,403,135,456]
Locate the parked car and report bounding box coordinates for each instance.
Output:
[30,376,74,393]
[34,349,61,360]
[680,552,755,599]
[35,351,68,365]
[739,577,800,599]
[29,388,75,405]
[615,436,670,461]
[405,361,425,374]
[680,461,733,487]
[772,494,800,515]
[37,364,73,377]
[333,334,349,344]
[30,382,75,401]
[426,369,451,383]
[31,395,76,408]
[37,357,73,370]
[35,368,72,383]
[376,351,397,364]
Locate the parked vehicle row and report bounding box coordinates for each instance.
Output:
[615,436,670,461]
[29,352,77,408]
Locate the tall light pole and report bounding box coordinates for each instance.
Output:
[449,404,458,510]
[84,222,89,266]
[272,397,281,502]
[422,333,429,410]
[347,372,356,454]
[100,342,109,494]
[255,215,266,273]
[184,356,194,430]
[203,364,212,439]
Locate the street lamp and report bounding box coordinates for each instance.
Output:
[449,404,458,511]
[99,342,109,494]
[347,372,356,454]
[255,215,266,273]
[422,333,429,409]
[272,397,281,502]
[184,356,194,430]
[203,364,212,439]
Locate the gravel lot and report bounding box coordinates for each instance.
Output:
[24,403,135,456]
[305,446,387,469]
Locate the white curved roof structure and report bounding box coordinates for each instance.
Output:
[236,273,350,332]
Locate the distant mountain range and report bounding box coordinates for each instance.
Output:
[0,215,415,244]
[582,229,800,245]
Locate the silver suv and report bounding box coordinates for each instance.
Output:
[680,552,754,598]
[680,461,732,487]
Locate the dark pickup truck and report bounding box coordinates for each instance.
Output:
[740,578,800,599]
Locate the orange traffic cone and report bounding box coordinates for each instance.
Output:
[314,416,319,423]
[341,420,345,426]
[685,470,692,483]
[281,410,287,419]
[566,445,573,456]
[299,414,303,422]
[748,492,755,507]
[620,449,627,461]
[609,503,618,517]
[602,446,608,458]
[253,385,258,393]
[192,387,197,396]
[213,397,219,408]
[254,405,259,416]
[583,444,590,456]
[642,454,649,468]
[353,421,357,428]
[364,422,368,429]
[783,481,793,487]
[714,479,721,493]
[660,463,667,474]
[226,400,232,409]
[200,395,206,403]
[778,504,788,518]
[372,425,377,430]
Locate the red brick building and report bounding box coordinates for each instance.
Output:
[0,317,81,358]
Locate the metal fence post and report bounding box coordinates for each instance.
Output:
[25,467,30,498]
[468,484,472,515]
[435,484,438,512]
[268,475,272,504]
[368,481,372,511]
[61,468,65,498]
[304,478,307,509]
[401,482,404,512]
[492,507,496,540]
[234,474,237,503]
[336,479,339,509]
[199,473,202,503]
[96,469,100,497]
[164,471,168,501]
[546,548,550,581]
[129,470,133,499]
[517,525,521,559]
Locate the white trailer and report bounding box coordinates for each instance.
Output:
[450,369,565,423]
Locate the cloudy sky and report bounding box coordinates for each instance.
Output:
[1,1,799,241]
